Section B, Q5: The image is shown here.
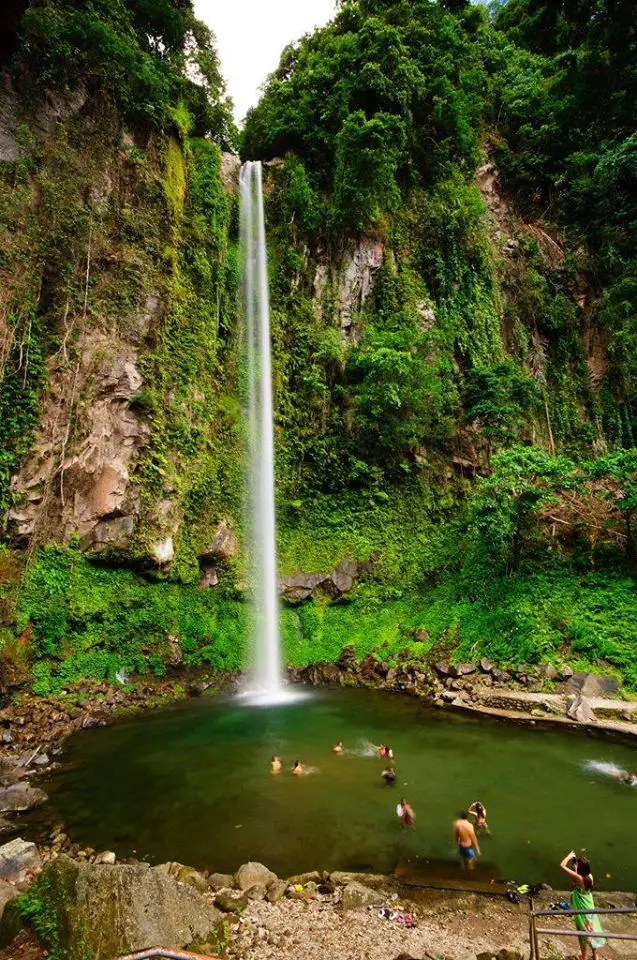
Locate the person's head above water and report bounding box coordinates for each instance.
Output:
[459,811,469,820]
[294,760,301,768]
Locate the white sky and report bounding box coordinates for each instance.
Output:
[194,0,338,124]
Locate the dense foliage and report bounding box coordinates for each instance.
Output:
[11,0,236,144]
[1,0,637,692]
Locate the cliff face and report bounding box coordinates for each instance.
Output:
[1,0,636,694]
[0,74,242,579]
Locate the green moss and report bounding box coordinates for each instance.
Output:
[164,137,187,224]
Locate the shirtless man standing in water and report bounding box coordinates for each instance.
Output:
[453,812,481,869]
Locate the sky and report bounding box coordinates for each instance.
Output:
[194,0,337,124]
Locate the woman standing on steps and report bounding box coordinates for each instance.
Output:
[559,851,606,960]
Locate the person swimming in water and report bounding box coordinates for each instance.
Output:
[271,755,282,774]
[468,800,490,833]
[375,743,394,759]
[292,760,305,776]
[397,798,415,828]
[332,741,344,754]
[620,772,637,786]
[381,765,397,785]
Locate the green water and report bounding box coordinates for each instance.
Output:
[34,688,637,889]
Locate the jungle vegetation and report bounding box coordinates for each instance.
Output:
[1,0,636,691]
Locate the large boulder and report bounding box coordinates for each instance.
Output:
[0,838,41,882]
[0,784,47,813]
[341,881,383,912]
[569,672,620,699]
[19,855,221,959]
[234,861,277,891]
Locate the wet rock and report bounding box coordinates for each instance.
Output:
[28,855,220,958]
[358,655,379,681]
[215,890,248,913]
[0,819,17,837]
[341,881,383,912]
[33,753,50,767]
[208,872,234,891]
[154,862,209,895]
[93,851,116,865]
[0,838,41,882]
[567,694,596,724]
[0,784,47,813]
[266,879,288,904]
[234,861,277,891]
[479,658,493,674]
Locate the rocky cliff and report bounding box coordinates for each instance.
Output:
[1,0,636,694]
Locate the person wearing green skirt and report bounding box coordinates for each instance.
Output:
[560,850,607,959]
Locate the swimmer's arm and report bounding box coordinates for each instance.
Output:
[468,803,478,817]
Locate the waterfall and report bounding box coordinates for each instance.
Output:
[240,160,287,704]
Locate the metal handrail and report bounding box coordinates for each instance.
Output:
[529,904,637,959]
[116,950,215,960]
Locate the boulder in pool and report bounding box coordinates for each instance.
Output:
[17,855,221,959]
[234,861,277,891]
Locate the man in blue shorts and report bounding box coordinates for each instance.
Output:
[453,811,481,869]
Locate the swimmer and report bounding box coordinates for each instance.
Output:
[271,755,282,774]
[453,812,481,870]
[292,760,305,776]
[332,741,344,754]
[397,798,415,828]
[375,743,394,759]
[381,765,397,785]
[620,772,637,787]
[468,800,490,833]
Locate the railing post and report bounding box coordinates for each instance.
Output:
[529,907,540,960]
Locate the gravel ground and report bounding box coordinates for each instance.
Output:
[226,891,538,960]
